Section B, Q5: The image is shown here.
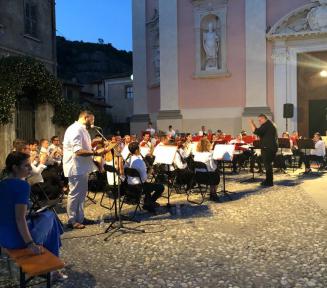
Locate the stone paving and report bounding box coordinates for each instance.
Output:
[1,171,327,288]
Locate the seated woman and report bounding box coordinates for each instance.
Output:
[0,152,64,271]
[193,138,220,202]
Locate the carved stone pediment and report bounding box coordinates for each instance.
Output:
[267,0,327,40]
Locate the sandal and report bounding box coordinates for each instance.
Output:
[72,223,85,229]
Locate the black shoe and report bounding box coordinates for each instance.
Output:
[209,193,220,202]
[303,169,312,174]
[153,202,160,208]
[260,181,273,187]
[82,218,96,225]
[142,204,156,213]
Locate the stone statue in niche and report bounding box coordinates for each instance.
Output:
[203,21,220,71]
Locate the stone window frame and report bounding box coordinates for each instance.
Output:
[125,85,134,100]
[23,0,39,39]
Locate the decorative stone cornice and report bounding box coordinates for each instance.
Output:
[267,1,327,40]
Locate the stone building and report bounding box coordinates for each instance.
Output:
[132,0,327,137]
[0,0,57,166]
[83,74,134,135]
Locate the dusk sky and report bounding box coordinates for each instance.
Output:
[55,0,132,51]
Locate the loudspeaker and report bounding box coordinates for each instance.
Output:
[283,103,294,118]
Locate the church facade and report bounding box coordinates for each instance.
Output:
[131,0,327,137]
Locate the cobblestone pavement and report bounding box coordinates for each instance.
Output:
[1,172,327,288]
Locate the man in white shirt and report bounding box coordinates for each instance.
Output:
[167,125,176,138]
[48,136,63,164]
[126,142,164,213]
[63,110,108,229]
[145,122,156,136]
[304,132,326,173]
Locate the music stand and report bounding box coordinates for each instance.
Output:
[153,145,178,207]
[213,144,235,196]
[297,139,315,173]
[240,140,262,183]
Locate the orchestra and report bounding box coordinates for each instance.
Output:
[9,113,327,223]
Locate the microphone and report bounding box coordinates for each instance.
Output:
[91,125,103,130]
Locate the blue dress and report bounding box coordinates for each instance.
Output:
[0,178,63,256]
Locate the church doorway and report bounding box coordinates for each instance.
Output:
[297,51,327,137]
[309,99,327,137]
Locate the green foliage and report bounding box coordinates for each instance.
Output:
[52,100,112,130]
[56,36,132,83]
[0,56,63,125]
[0,55,113,128]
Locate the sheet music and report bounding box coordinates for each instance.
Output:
[213,144,235,161]
[121,146,130,160]
[191,142,198,154]
[140,147,150,158]
[153,145,178,165]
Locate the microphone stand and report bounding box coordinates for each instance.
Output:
[104,148,145,241]
[91,127,145,241]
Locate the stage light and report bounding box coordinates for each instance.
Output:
[320,70,327,77]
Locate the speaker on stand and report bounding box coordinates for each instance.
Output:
[283,103,294,132]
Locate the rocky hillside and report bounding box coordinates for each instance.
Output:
[56,36,133,84]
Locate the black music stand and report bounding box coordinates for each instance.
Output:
[297,139,315,173]
[240,140,262,183]
[103,153,145,241]
[275,138,291,172]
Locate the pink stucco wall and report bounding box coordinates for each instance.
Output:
[144,0,312,114]
[266,0,311,113]
[146,0,160,113]
[178,0,246,109]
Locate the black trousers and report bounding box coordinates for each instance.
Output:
[262,149,277,184]
[143,183,164,204]
[304,155,324,169]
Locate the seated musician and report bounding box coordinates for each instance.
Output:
[229,134,249,174]
[48,136,63,165]
[304,132,326,173]
[275,132,293,171]
[127,142,164,213]
[193,138,220,202]
[0,152,65,280]
[173,140,193,189]
[140,132,155,166]
[198,125,207,136]
[182,133,193,158]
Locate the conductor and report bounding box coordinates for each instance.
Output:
[249,114,278,187]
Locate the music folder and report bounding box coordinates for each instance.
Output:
[153,145,178,165]
[213,144,235,161]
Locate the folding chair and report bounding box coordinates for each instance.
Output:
[100,165,122,211]
[187,161,212,205]
[123,168,144,219]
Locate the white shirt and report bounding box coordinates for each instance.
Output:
[167,129,176,137]
[173,149,187,170]
[194,152,217,172]
[63,121,95,177]
[27,163,47,185]
[127,155,148,185]
[311,140,326,157]
[146,127,155,136]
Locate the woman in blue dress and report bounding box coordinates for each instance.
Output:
[0,152,63,258]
